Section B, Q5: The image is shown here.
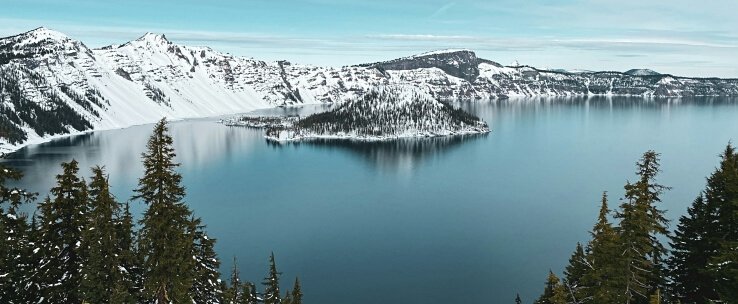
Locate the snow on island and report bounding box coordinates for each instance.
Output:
[234,85,490,142]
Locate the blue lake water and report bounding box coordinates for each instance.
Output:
[4,97,738,304]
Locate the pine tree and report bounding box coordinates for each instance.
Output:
[262,252,282,304]
[0,164,36,303]
[113,202,141,303]
[134,118,196,303]
[668,195,720,303]
[563,242,589,303]
[243,282,258,304]
[36,160,89,303]
[290,277,303,304]
[535,271,568,304]
[515,293,522,304]
[225,257,243,304]
[190,217,223,304]
[705,144,738,303]
[582,192,627,304]
[615,151,670,304]
[80,166,132,303]
[283,289,293,304]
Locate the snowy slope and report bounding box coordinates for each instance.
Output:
[264,85,490,141]
[1,28,738,151]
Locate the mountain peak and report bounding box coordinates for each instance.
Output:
[413,49,475,58]
[624,68,661,76]
[356,48,492,81]
[135,32,170,44]
[0,27,82,57]
[17,27,70,42]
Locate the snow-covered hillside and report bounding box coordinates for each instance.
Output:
[263,85,490,141]
[1,27,738,151]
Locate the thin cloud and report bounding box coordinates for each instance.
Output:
[430,2,456,19]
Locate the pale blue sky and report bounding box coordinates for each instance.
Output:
[2,0,737,77]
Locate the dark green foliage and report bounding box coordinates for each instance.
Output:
[0,164,37,303]
[668,196,720,303]
[80,166,137,304]
[283,289,293,304]
[582,192,627,304]
[262,252,282,304]
[144,82,170,106]
[0,120,312,304]
[224,258,260,304]
[225,257,243,304]
[242,282,259,304]
[535,271,567,304]
[563,242,589,303]
[36,160,89,303]
[113,202,141,303]
[705,144,738,302]
[0,65,92,143]
[615,151,670,303]
[190,217,223,304]
[290,278,303,304]
[134,118,195,303]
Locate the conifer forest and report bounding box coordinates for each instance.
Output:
[0,119,303,304]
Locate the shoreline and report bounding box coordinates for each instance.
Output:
[0,106,278,156]
[264,129,491,143]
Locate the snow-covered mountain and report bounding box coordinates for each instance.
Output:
[1,27,738,151]
[624,69,661,76]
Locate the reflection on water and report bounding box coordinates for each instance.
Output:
[268,134,488,172]
[2,120,265,199]
[2,96,738,304]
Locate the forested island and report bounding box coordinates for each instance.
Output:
[239,86,490,142]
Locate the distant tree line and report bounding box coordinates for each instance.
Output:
[0,118,303,304]
[527,147,738,304]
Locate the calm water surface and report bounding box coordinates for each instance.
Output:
[4,97,738,304]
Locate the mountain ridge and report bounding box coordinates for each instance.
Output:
[1,27,737,152]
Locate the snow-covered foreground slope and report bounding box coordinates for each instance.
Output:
[1,27,738,152]
[262,85,490,141]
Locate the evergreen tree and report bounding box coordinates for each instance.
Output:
[290,277,303,304]
[0,164,36,303]
[515,293,522,304]
[283,289,293,304]
[615,151,670,304]
[242,282,259,304]
[225,257,243,304]
[705,144,738,303]
[668,195,720,303]
[262,252,282,304]
[563,242,589,303]
[134,118,196,303]
[582,192,627,304]
[189,217,223,304]
[113,202,142,303]
[535,271,568,304]
[36,160,89,303]
[80,166,134,303]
